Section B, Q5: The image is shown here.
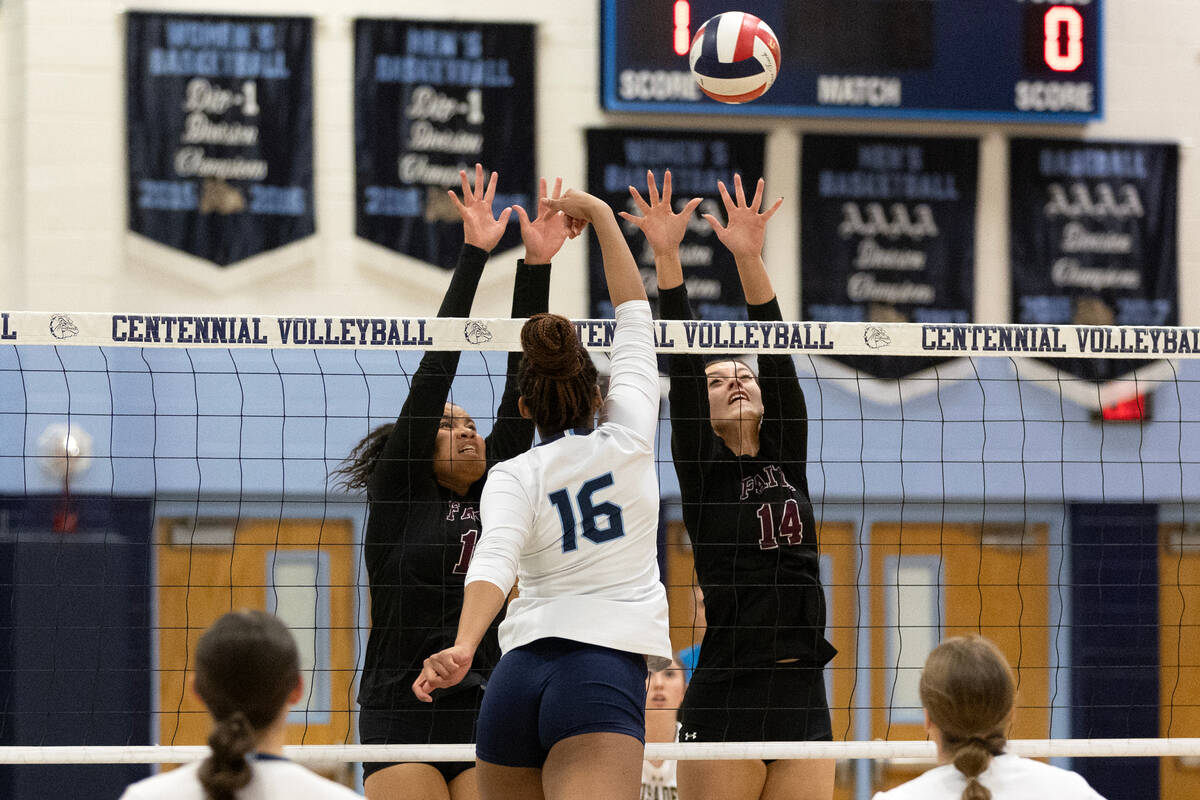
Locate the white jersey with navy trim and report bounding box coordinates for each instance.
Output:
[119,757,363,799]
[871,753,1107,800]
[467,299,671,670]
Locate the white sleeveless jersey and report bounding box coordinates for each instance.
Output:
[872,754,1106,800]
[467,300,672,669]
[119,758,363,799]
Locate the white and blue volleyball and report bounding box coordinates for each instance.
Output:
[688,12,782,104]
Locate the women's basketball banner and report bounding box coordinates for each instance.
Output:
[800,134,978,380]
[585,128,767,319]
[1010,139,1179,383]
[126,12,314,266]
[354,19,535,269]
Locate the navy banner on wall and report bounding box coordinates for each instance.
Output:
[1010,139,1179,383]
[126,13,314,267]
[355,19,534,269]
[586,128,767,319]
[801,134,978,380]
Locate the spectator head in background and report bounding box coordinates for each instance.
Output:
[920,635,1014,800]
[646,658,688,723]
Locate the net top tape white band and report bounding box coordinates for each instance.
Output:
[4,311,1199,359]
[1,739,1198,764]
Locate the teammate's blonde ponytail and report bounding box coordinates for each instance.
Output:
[919,636,1015,800]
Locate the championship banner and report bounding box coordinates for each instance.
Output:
[586,129,767,320]
[800,134,978,380]
[126,13,314,266]
[1010,139,1179,383]
[355,19,535,268]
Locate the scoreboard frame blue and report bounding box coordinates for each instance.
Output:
[600,0,1104,123]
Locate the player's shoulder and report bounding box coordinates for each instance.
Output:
[999,755,1104,794]
[118,762,203,799]
[870,764,959,800]
[257,759,363,797]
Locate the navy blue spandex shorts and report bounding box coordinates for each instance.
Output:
[475,637,648,768]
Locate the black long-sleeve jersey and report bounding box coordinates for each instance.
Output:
[357,244,550,709]
[659,284,836,680]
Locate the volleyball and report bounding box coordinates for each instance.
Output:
[688,11,781,104]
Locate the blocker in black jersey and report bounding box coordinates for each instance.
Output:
[358,244,549,712]
[660,285,837,682]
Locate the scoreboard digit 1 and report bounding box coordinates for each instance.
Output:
[601,0,1103,122]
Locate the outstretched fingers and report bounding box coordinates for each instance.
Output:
[483,167,499,205]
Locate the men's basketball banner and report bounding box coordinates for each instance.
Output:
[800,133,979,380]
[586,128,767,320]
[126,12,315,266]
[1010,138,1179,382]
[354,19,535,268]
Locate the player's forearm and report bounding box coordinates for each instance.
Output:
[654,249,684,291]
[735,254,774,306]
[438,244,488,317]
[593,211,647,307]
[454,580,508,652]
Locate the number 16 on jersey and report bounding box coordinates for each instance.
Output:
[548,473,626,553]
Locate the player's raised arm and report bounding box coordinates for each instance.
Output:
[618,169,702,292]
[703,173,783,306]
[546,189,645,307]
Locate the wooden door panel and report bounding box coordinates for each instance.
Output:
[869,522,1049,793]
[156,518,356,750]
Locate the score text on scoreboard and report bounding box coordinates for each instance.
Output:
[601,0,1103,122]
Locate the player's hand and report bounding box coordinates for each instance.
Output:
[619,170,702,258]
[412,645,475,702]
[515,177,577,264]
[544,189,609,226]
[449,163,513,252]
[704,174,782,261]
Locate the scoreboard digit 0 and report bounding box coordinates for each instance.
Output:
[601,0,1103,122]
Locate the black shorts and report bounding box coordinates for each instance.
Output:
[679,664,832,747]
[359,686,483,785]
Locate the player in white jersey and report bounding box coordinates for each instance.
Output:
[414,188,672,800]
[873,636,1105,800]
[120,611,361,800]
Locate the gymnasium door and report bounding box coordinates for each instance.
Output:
[665,519,860,800]
[1160,524,1200,799]
[156,518,357,767]
[868,522,1050,794]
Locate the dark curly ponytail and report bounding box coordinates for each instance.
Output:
[194,611,300,800]
[919,636,1015,800]
[518,313,599,435]
[329,423,394,491]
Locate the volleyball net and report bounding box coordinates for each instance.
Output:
[1,310,1199,795]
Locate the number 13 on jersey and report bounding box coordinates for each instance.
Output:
[548,472,626,553]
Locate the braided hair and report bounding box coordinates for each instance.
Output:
[194,611,300,800]
[518,313,599,435]
[919,636,1015,800]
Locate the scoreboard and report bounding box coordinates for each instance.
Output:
[601,0,1103,122]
